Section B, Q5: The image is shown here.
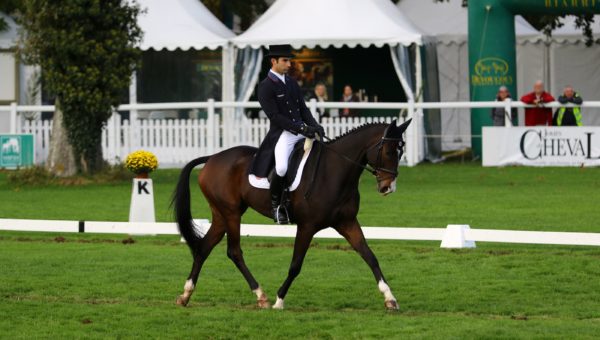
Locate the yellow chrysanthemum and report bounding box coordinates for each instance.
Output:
[125,150,159,175]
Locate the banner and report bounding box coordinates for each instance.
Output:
[0,134,34,169]
[482,127,600,167]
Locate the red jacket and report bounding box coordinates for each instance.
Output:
[521,91,555,126]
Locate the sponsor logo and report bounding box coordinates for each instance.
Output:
[0,136,21,166]
[545,0,600,10]
[471,57,514,87]
[519,129,600,160]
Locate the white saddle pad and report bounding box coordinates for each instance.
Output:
[248,139,313,192]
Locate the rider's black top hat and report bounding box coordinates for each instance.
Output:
[265,44,295,58]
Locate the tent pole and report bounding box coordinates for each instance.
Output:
[414,45,423,165]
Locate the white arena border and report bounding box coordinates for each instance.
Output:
[0,218,599,248]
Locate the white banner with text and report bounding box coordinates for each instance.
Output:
[483,127,600,167]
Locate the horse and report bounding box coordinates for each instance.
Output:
[172,118,412,310]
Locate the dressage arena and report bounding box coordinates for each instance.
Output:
[1,165,599,338]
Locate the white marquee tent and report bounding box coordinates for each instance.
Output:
[133,0,236,108]
[0,13,20,132]
[398,0,542,151]
[232,0,431,162]
[137,0,234,51]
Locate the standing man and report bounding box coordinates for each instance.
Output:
[554,85,583,126]
[249,44,324,224]
[520,80,555,126]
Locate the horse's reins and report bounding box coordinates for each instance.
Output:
[317,135,405,179]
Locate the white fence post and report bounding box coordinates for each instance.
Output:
[9,102,17,134]
[504,98,513,127]
[309,98,319,122]
[406,99,417,166]
[207,99,215,154]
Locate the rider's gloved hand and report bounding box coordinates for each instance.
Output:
[298,124,316,138]
[315,125,325,139]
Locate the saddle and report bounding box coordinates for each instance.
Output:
[248,138,315,192]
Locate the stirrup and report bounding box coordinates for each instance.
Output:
[274,205,290,225]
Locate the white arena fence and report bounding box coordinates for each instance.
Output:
[3,99,600,167]
[1,218,599,248]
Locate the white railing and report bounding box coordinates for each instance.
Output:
[2,99,600,167]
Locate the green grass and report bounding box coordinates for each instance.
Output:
[1,231,599,339]
[1,163,599,231]
[1,164,599,338]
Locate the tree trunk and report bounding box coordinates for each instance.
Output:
[46,101,77,177]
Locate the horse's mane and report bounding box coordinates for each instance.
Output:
[325,122,388,144]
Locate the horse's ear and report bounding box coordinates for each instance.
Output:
[391,118,398,126]
[397,118,412,134]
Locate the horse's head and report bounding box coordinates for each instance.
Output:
[367,119,412,195]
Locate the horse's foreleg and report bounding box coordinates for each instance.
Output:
[176,215,225,307]
[273,226,315,310]
[225,217,270,309]
[336,219,399,310]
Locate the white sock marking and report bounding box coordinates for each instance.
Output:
[273,297,285,309]
[253,287,265,299]
[183,279,195,298]
[378,280,396,302]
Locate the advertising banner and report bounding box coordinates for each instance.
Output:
[482,127,600,167]
[0,134,34,169]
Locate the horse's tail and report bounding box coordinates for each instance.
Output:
[171,155,211,255]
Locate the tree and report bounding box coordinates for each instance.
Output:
[18,0,142,175]
[201,0,269,31]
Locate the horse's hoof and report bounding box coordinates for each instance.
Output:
[385,300,399,311]
[176,296,189,307]
[257,298,271,309]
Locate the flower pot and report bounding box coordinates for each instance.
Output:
[136,172,149,179]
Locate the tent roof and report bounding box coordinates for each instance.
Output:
[232,0,423,49]
[397,0,540,44]
[0,12,18,49]
[137,0,234,51]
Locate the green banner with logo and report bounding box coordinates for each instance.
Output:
[0,134,35,169]
[468,0,600,157]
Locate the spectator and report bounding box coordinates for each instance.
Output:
[308,83,329,118]
[491,86,516,126]
[521,80,555,126]
[553,86,583,126]
[340,85,359,118]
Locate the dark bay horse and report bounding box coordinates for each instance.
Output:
[172,119,411,310]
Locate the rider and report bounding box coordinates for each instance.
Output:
[249,44,325,224]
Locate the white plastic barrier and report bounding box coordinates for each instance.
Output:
[2,219,600,248]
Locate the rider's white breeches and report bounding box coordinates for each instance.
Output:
[274,130,304,177]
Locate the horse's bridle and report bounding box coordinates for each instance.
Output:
[318,134,406,184]
[368,136,405,183]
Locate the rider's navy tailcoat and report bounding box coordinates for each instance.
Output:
[249,72,320,178]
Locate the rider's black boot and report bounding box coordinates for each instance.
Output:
[270,174,289,224]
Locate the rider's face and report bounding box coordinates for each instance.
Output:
[271,57,291,74]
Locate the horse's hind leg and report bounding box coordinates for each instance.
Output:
[224,214,270,308]
[335,219,399,311]
[176,212,225,306]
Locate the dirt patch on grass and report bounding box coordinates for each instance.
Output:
[251,242,353,252]
[486,250,513,256]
